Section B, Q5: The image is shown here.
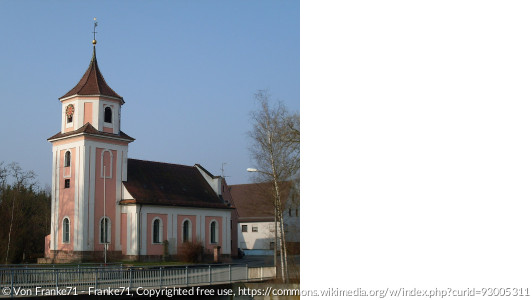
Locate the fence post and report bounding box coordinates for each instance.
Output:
[10,269,14,298]
[246,264,249,282]
[55,268,59,289]
[260,266,263,281]
[95,268,99,290]
[129,268,133,289]
[229,265,232,283]
[185,266,188,286]
[159,267,163,288]
[209,265,211,284]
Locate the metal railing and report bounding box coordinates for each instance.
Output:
[0,264,275,298]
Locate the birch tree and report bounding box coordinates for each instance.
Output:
[248,90,299,282]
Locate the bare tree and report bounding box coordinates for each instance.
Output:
[5,163,36,264]
[248,90,299,283]
[0,162,7,192]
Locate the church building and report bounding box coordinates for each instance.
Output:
[43,40,237,262]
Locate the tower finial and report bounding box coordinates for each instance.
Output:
[92,18,98,45]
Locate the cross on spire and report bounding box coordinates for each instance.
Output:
[92,18,98,45]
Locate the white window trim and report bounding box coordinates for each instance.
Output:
[62,217,71,244]
[66,103,74,127]
[181,218,192,243]
[103,106,113,125]
[99,216,111,244]
[63,150,72,178]
[66,116,74,126]
[210,220,219,244]
[152,217,163,244]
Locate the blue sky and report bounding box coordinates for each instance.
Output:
[0,1,299,187]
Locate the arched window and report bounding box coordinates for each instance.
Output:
[62,217,70,243]
[64,151,71,167]
[183,220,190,242]
[210,220,218,244]
[153,218,163,244]
[100,217,111,244]
[104,107,112,123]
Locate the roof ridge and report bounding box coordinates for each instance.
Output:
[229,182,274,187]
[92,48,101,94]
[128,158,194,168]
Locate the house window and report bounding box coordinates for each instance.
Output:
[183,220,190,242]
[104,107,112,123]
[252,226,258,232]
[210,220,218,244]
[64,179,70,188]
[288,208,292,217]
[100,217,110,244]
[62,217,70,243]
[242,225,247,232]
[153,218,163,244]
[270,242,275,250]
[64,151,71,167]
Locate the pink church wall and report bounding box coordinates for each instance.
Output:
[204,216,223,253]
[44,234,51,258]
[177,215,197,249]
[52,136,83,147]
[103,127,114,133]
[146,213,168,256]
[93,148,117,252]
[84,102,93,125]
[58,148,75,251]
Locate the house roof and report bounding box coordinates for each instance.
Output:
[229,182,292,222]
[47,122,135,142]
[60,47,123,101]
[121,159,232,209]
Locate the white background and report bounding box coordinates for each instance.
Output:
[302,0,532,294]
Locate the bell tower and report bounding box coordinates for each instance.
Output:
[46,25,134,261]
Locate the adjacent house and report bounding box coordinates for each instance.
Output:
[230,181,299,256]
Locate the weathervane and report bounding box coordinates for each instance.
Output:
[92,17,98,45]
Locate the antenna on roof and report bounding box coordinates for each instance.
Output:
[92,17,98,45]
[221,163,230,178]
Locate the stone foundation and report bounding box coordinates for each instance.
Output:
[42,250,123,264]
[39,251,232,264]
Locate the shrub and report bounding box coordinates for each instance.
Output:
[179,240,203,263]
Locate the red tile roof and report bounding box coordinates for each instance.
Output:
[121,159,232,209]
[229,182,292,222]
[47,122,134,142]
[60,47,123,100]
